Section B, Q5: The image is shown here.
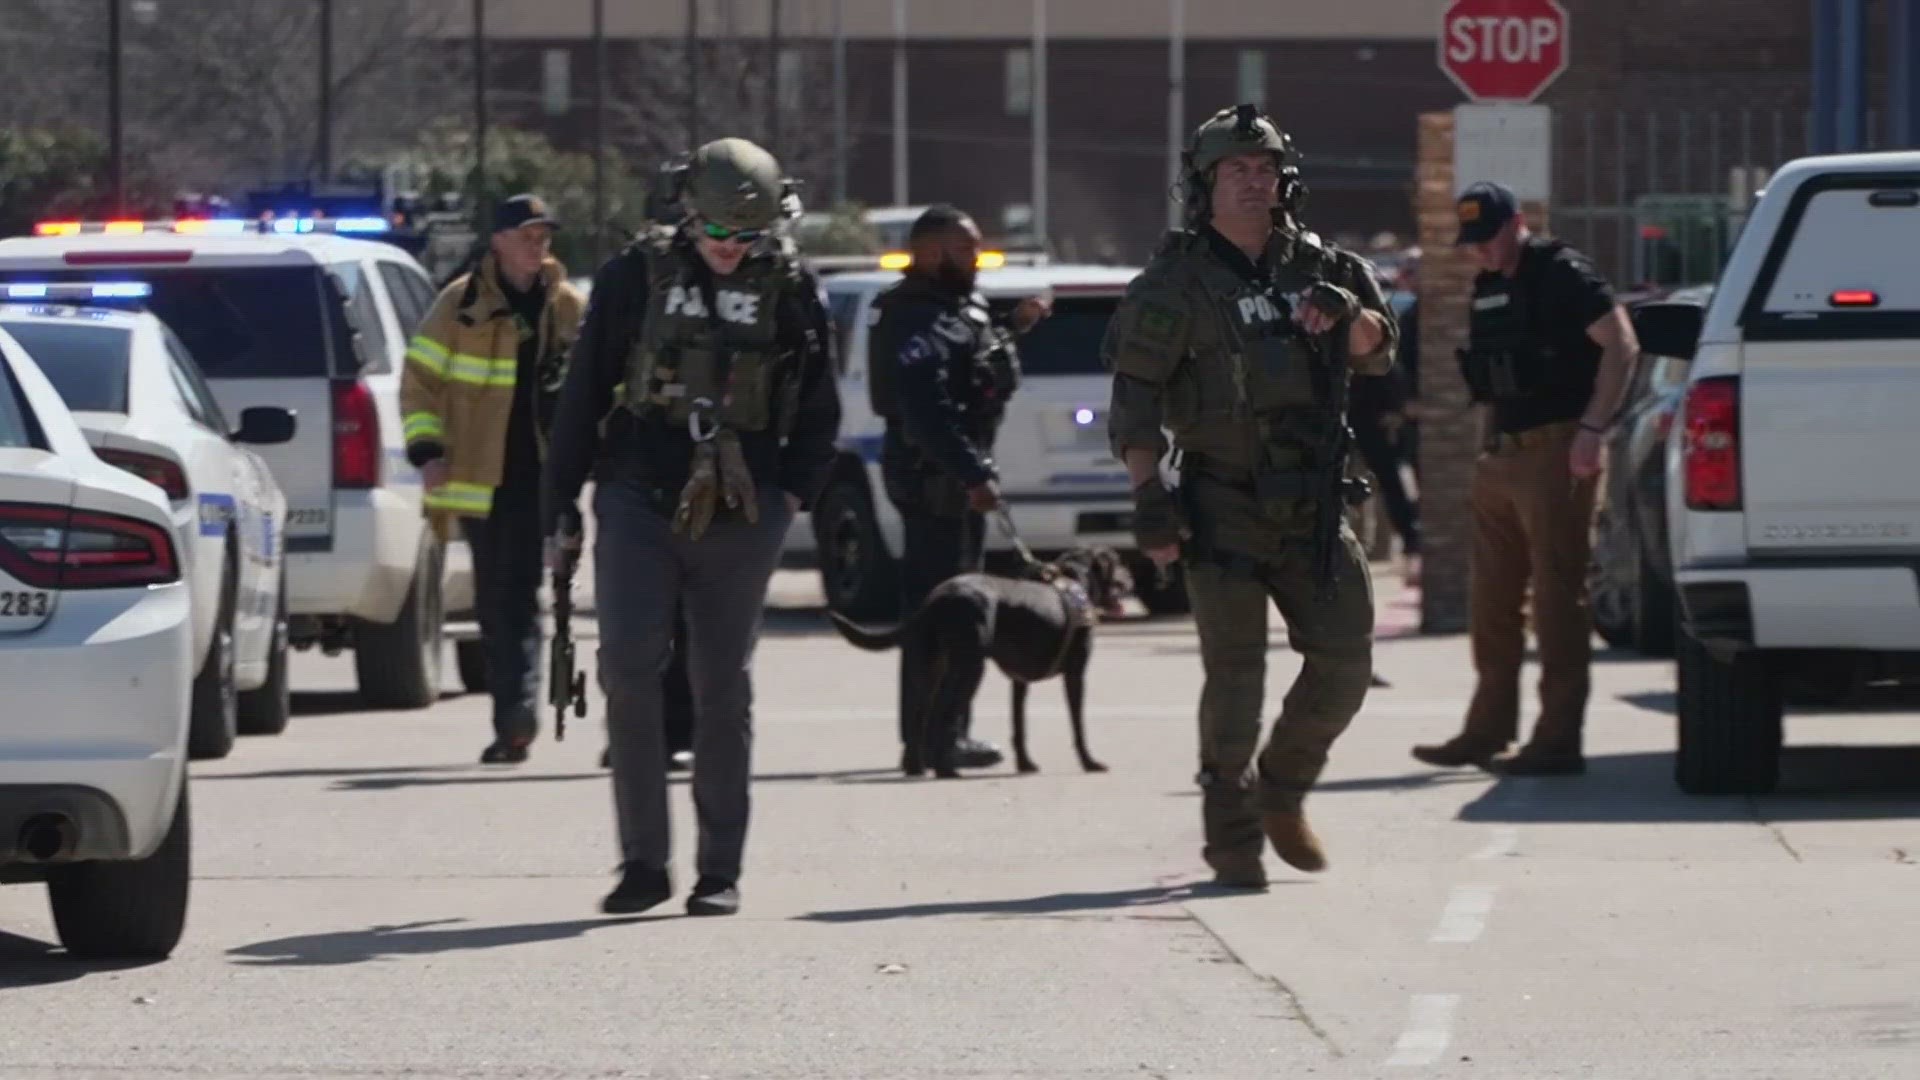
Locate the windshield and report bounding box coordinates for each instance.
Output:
[0,356,36,448]
[0,265,334,378]
[0,321,131,413]
[989,294,1118,376]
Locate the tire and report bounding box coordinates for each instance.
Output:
[1674,614,1783,796]
[48,777,191,960]
[237,575,291,736]
[1631,550,1677,658]
[1130,555,1191,616]
[813,478,897,622]
[456,640,488,694]
[1589,508,1637,651]
[187,559,238,760]
[354,539,445,710]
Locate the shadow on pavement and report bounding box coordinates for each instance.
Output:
[1621,687,1920,716]
[228,915,659,967]
[291,690,465,717]
[0,931,161,989]
[796,881,1281,924]
[201,763,906,792]
[1457,746,1920,823]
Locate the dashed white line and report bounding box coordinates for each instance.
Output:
[1430,884,1498,944]
[1386,993,1460,1067]
[1472,826,1518,860]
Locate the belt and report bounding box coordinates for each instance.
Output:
[1484,418,1579,453]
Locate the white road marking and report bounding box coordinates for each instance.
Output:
[1472,826,1519,860]
[1430,884,1498,944]
[1386,993,1460,1067]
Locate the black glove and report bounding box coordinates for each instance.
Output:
[1131,477,1189,551]
[1304,282,1361,323]
[547,503,584,569]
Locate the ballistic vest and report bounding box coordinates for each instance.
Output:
[867,275,1020,426]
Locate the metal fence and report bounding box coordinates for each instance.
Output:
[1549,107,1904,290]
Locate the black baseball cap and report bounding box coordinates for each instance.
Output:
[1454,181,1517,245]
[491,193,560,234]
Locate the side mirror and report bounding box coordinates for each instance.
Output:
[1632,301,1705,362]
[233,405,297,446]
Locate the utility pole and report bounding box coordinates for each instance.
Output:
[833,0,847,206]
[318,0,334,185]
[1167,0,1185,230]
[473,0,488,196]
[686,0,699,145]
[892,0,907,206]
[108,0,124,216]
[768,0,783,155]
[591,0,606,267]
[1032,0,1048,250]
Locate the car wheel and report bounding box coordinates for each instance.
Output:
[354,539,445,710]
[456,640,488,694]
[813,478,897,622]
[1674,613,1783,796]
[237,575,291,736]
[1631,547,1677,658]
[48,776,191,960]
[1588,509,1636,651]
[187,561,238,760]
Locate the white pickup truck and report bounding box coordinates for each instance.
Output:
[1655,150,1920,795]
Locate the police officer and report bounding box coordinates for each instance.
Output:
[544,137,841,916]
[1102,105,1397,886]
[867,204,1051,777]
[401,193,585,764]
[1411,181,1636,776]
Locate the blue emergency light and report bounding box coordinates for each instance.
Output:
[2,282,152,301]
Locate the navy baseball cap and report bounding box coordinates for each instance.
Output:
[1454,181,1517,245]
[491,193,560,234]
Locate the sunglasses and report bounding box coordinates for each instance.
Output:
[696,219,765,244]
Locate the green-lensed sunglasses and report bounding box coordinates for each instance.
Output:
[696,218,766,244]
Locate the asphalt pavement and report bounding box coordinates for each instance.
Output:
[3,567,1918,1079]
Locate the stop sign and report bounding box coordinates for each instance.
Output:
[1438,0,1570,103]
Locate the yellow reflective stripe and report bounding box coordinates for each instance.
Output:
[402,412,444,441]
[406,335,450,375]
[446,353,517,387]
[424,482,492,514]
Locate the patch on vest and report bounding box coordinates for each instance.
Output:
[1473,294,1511,311]
[932,313,971,344]
[664,284,763,326]
[1132,300,1185,344]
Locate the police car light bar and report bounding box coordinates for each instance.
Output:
[2,281,152,301]
[32,216,391,237]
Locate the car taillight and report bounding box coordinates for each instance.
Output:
[95,448,190,501]
[0,503,179,589]
[1682,375,1741,511]
[331,379,381,489]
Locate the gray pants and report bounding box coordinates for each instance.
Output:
[593,476,793,882]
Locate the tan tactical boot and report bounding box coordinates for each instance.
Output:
[1262,810,1328,873]
[1203,848,1269,890]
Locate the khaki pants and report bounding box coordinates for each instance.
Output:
[1462,420,1598,753]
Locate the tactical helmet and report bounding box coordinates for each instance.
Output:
[1185,103,1299,177]
[682,137,786,231]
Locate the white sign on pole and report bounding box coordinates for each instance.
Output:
[1452,104,1552,201]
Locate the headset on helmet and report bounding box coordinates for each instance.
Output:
[1175,103,1308,227]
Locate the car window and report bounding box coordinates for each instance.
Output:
[827,291,865,376]
[163,330,228,433]
[0,321,131,413]
[988,293,1117,376]
[1746,176,1920,338]
[0,265,335,378]
[377,262,427,332]
[0,355,40,449]
[332,261,392,374]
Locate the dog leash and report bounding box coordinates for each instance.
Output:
[992,506,1046,573]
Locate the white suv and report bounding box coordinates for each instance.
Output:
[792,264,1171,619]
[1658,151,1920,794]
[0,219,471,708]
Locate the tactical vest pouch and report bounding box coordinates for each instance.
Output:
[719,348,773,433]
[1245,332,1318,414]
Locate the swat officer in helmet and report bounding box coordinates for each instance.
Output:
[1101,105,1398,887]
[868,204,1052,777]
[544,137,841,916]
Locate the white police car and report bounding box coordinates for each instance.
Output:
[0,317,195,959]
[0,282,292,760]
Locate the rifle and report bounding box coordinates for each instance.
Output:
[548,547,588,740]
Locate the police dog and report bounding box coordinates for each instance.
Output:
[827,545,1134,778]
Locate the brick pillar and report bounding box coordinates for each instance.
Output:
[1413,110,1550,634]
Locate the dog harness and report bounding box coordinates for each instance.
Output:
[1038,577,1100,681]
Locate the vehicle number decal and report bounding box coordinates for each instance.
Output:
[286,507,330,534]
[0,591,51,618]
[197,493,238,537]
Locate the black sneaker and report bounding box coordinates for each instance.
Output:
[481,738,531,765]
[953,737,1004,769]
[685,876,740,917]
[601,864,673,915]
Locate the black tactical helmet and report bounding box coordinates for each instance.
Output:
[1180,103,1307,221]
[682,137,786,231]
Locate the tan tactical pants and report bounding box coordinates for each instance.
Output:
[1461,419,1598,754]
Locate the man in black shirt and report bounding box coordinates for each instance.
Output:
[544,138,840,916]
[1412,182,1639,776]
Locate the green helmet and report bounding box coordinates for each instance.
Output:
[682,137,786,231]
[1185,103,1299,178]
